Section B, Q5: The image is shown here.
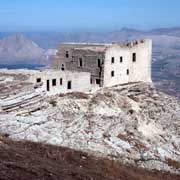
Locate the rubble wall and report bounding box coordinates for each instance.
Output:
[52,43,107,86]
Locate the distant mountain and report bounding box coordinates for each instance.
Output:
[23,29,144,48]
[1,28,180,67]
[0,34,51,65]
[149,27,180,37]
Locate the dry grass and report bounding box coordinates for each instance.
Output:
[0,136,179,180]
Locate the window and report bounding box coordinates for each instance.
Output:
[96,79,100,84]
[111,71,115,77]
[98,59,101,68]
[120,56,123,63]
[79,58,83,67]
[61,64,65,71]
[132,53,136,62]
[111,57,115,64]
[60,78,63,85]
[36,78,41,83]
[90,78,93,84]
[47,80,50,91]
[67,81,72,90]
[52,79,56,86]
[66,51,69,58]
[127,69,129,75]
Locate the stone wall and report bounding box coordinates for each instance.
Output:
[29,70,92,95]
[67,49,105,86]
[52,39,152,88]
[52,43,108,86]
[103,39,152,87]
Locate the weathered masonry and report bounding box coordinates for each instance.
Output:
[1,39,152,97]
[29,70,91,95]
[53,39,152,87]
[0,69,92,96]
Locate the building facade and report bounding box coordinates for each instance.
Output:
[53,39,152,87]
[29,70,92,95]
[1,40,152,96]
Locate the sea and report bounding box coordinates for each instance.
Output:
[0,64,45,70]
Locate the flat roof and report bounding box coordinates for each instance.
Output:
[74,46,107,52]
[61,42,111,46]
[61,39,151,49]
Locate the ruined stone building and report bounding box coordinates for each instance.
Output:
[1,39,152,96]
[53,39,152,88]
[29,70,91,95]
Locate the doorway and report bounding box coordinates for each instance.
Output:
[47,80,50,91]
[67,81,72,90]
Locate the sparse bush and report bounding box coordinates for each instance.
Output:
[49,99,57,107]
[166,158,180,169]
[59,92,89,99]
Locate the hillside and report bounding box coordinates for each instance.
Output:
[0,73,179,175]
[0,135,179,180]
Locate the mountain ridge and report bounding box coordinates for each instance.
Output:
[0,33,57,65]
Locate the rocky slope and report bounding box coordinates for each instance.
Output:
[0,79,179,173]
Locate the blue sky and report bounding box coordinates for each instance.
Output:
[0,0,180,31]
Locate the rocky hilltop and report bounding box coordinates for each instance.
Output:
[0,74,179,174]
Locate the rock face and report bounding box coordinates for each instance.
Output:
[0,80,179,173]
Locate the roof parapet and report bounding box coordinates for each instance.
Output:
[112,39,150,47]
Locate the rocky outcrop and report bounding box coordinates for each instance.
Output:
[0,72,47,113]
[0,81,179,173]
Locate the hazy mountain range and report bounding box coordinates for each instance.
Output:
[1,27,180,62]
[0,27,180,70]
[0,34,57,65]
[0,27,179,96]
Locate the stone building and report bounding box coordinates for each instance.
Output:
[53,39,152,87]
[29,70,91,95]
[0,69,92,96]
[1,39,152,97]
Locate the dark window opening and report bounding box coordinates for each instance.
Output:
[111,57,115,64]
[79,58,83,67]
[98,59,101,68]
[52,79,56,86]
[133,53,136,62]
[67,81,72,90]
[120,56,123,63]
[61,64,65,71]
[90,78,93,84]
[127,69,129,75]
[111,71,115,77]
[96,79,100,84]
[36,78,41,83]
[66,51,69,58]
[60,78,63,85]
[47,80,50,91]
